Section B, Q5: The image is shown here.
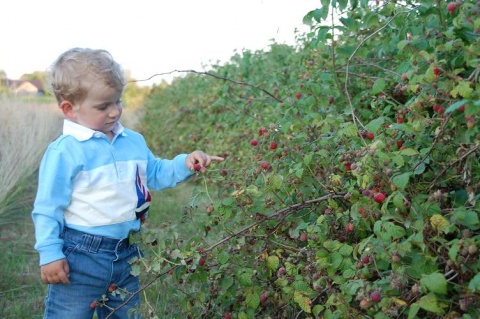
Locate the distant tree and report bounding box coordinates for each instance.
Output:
[20,71,48,95]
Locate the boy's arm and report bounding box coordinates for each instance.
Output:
[32,146,75,266]
[146,150,224,190]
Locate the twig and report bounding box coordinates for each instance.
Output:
[429,142,480,188]
[129,69,283,103]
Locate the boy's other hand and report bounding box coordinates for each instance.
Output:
[40,259,70,285]
[186,150,224,172]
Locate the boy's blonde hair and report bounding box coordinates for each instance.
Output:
[47,48,126,105]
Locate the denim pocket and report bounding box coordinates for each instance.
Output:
[62,238,79,259]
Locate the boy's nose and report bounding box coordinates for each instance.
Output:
[109,104,122,118]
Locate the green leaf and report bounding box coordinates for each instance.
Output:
[304,153,313,165]
[366,117,384,133]
[238,312,248,319]
[418,293,445,315]
[468,273,480,292]
[293,280,311,292]
[445,99,469,114]
[218,252,230,264]
[384,222,406,240]
[400,148,419,156]
[331,252,343,269]
[451,207,480,230]
[392,172,411,190]
[448,239,460,261]
[312,304,325,317]
[238,270,253,287]
[266,255,279,271]
[451,81,473,98]
[338,122,358,137]
[294,291,312,313]
[220,276,234,291]
[371,78,386,95]
[246,291,260,309]
[339,244,353,256]
[268,174,283,190]
[397,40,410,51]
[408,303,421,319]
[421,273,447,295]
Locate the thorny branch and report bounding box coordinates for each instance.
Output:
[130,69,283,103]
[105,193,344,318]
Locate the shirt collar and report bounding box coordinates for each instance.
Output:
[62,120,126,141]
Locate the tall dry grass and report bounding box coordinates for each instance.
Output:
[0,96,63,223]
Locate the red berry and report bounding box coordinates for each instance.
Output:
[250,139,259,146]
[365,132,374,140]
[345,223,354,233]
[374,193,386,203]
[396,140,404,149]
[260,161,271,170]
[270,141,278,150]
[370,290,382,303]
[224,314,232,319]
[396,117,404,124]
[206,205,214,214]
[345,162,352,171]
[90,301,97,309]
[258,127,268,136]
[260,294,268,303]
[329,97,335,104]
[360,298,371,309]
[199,259,206,266]
[221,169,228,177]
[295,93,302,99]
[108,283,116,293]
[300,233,308,242]
[362,256,370,264]
[447,2,456,13]
[193,163,202,171]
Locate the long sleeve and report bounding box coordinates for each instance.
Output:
[146,150,193,190]
[32,143,77,266]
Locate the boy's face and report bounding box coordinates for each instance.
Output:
[71,82,123,138]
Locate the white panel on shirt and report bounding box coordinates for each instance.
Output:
[65,160,149,226]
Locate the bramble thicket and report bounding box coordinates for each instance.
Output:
[113,0,480,318]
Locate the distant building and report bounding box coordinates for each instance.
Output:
[6,79,45,96]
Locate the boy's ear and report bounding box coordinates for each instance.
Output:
[59,101,77,119]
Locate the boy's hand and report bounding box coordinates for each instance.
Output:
[186,150,224,173]
[40,259,70,285]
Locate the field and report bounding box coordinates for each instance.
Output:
[0,96,209,318]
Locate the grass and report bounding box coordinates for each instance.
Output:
[0,95,62,318]
[0,95,214,318]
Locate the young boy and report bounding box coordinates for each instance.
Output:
[32,48,224,319]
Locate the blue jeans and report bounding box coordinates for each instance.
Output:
[43,227,142,319]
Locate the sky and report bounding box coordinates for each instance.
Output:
[0,0,316,85]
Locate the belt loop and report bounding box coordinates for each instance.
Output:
[90,235,102,253]
[80,234,93,252]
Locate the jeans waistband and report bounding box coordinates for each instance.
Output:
[62,227,130,253]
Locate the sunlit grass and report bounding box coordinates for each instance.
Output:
[0,96,62,224]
